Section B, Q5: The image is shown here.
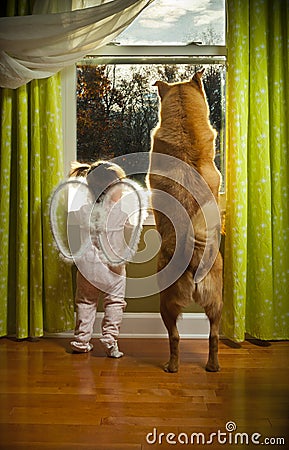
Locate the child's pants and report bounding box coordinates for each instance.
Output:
[74,270,127,348]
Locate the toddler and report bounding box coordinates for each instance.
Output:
[69,160,129,358]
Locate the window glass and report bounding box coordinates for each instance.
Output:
[76,62,226,188]
[115,0,225,45]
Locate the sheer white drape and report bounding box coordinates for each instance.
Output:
[32,0,125,14]
[0,0,153,89]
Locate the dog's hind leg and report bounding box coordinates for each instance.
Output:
[194,255,223,372]
[160,288,182,373]
[204,301,222,372]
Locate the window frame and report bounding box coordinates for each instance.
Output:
[62,43,226,169]
[62,43,227,225]
[86,43,226,63]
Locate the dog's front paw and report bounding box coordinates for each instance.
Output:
[164,361,178,373]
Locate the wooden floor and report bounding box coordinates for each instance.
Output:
[0,337,288,450]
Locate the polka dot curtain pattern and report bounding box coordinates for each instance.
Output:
[223,0,289,341]
[0,0,75,338]
[0,76,76,338]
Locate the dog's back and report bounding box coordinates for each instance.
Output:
[150,72,221,195]
[148,71,222,287]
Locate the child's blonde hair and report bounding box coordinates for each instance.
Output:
[69,160,126,200]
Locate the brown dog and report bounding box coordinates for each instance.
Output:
[147,70,223,373]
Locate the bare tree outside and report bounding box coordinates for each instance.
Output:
[76,63,225,185]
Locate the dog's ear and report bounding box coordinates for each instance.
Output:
[153,80,170,99]
[193,68,205,79]
[191,69,205,90]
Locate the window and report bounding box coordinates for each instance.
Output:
[76,61,226,189]
[116,0,225,46]
[65,1,226,189]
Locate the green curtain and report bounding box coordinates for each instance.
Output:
[0,0,74,338]
[223,0,289,341]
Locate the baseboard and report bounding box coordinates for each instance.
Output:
[44,313,209,339]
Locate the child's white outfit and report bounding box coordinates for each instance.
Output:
[71,270,126,357]
[66,179,148,356]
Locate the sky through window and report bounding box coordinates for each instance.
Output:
[115,0,225,45]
